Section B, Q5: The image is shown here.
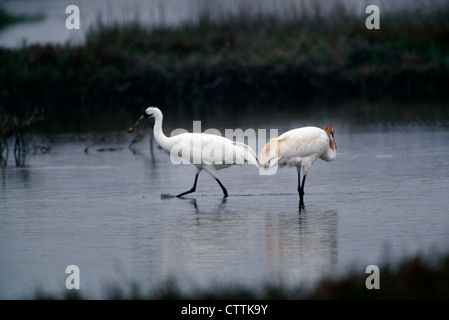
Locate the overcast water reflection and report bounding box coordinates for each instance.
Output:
[1,114,449,299]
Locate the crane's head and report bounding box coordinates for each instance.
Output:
[143,106,162,120]
[127,106,162,135]
[324,124,335,135]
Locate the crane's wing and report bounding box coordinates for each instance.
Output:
[260,127,328,168]
[169,133,259,167]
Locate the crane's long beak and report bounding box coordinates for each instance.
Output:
[127,115,145,135]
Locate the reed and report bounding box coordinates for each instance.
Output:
[1,1,449,132]
[29,251,449,300]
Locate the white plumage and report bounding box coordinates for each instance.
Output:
[128,107,258,198]
[260,125,337,209]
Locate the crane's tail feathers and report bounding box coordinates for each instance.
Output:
[231,141,260,167]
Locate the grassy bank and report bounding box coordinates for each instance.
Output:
[31,251,449,299]
[1,2,449,132]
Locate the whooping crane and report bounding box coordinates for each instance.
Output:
[260,125,337,209]
[127,107,259,198]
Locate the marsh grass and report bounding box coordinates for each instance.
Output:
[1,1,449,132]
[29,252,449,300]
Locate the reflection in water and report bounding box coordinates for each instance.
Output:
[185,198,228,215]
[1,122,449,299]
[1,167,33,189]
[298,210,339,267]
[263,210,338,286]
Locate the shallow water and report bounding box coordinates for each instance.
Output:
[1,120,448,299]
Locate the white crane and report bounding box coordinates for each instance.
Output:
[128,107,259,198]
[259,125,337,209]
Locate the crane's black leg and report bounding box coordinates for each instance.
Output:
[298,173,307,210]
[215,178,228,198]
[176,173,199,197]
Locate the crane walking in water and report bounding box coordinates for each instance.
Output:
[127,107,259,198]
[259,125,337,209]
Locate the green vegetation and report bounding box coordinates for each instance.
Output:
[0,7,26,30]
[31,252,449,299]
[1,2,449,132]
[0,6,43,30]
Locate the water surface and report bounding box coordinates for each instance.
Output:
[1,119,448,299]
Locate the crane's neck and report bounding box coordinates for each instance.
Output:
[323,125,337,161]
[329,135,336,154]
[153,116,172,152]
[325,134,337,161]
